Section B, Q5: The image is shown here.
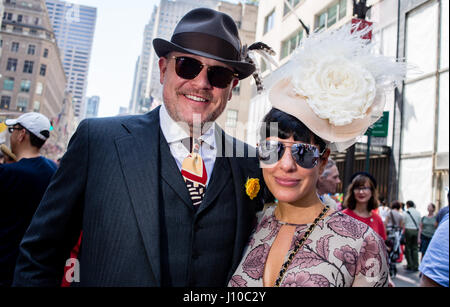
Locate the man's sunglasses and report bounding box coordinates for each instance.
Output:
[171,56,238,89]
[8,127,25,133]
[257,140,325,169]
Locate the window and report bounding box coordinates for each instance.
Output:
[232,83,241,95]
[283,0,301,16]
[28,44,36,55]
[17,15,23,23]
[327,5,338,27]
[315,0,347,31]
[225,109,239,128]
[20,80,31,92]
[339,0,347,20]
[281,29,303,60]
[11,42,19,52]
[17,97,28,112]
[1,96,11,110]
[23,60,34,74]
[264,10,275,34]
[36,82,43,95]
[3,77,15,91]
[43,48,49,58]
[6,58,18,72]
[40,64,47,76]
[33,101,40,112]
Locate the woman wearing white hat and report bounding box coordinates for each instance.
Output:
[229,24,406,287]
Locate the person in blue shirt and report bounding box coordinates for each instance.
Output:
[419,212,449,287]
[0,112,57,287]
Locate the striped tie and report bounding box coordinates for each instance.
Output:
[181,138,207,207]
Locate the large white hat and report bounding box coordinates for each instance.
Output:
[269,23,407,151]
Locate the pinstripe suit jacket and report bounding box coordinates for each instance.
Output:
[12,106,262,286]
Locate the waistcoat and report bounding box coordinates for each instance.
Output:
[159,131,237,286]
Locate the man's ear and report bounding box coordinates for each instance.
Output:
[228,78,239,100]
[159,56,168,84]
[17,129,27,143]
[318,148,331,175]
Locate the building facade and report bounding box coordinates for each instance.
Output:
[0,0,69,152]
[214,1,258,141]
[45,0,97,120]
[247,0,449,214]
[394,0,449,213]
[85,95,99,118]
[129,6,157,114]
[0,0,4,59]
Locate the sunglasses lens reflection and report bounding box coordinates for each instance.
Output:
[174,56,235,88]
[257,141,319,169]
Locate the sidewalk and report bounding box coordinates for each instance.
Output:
[391,259,421,287]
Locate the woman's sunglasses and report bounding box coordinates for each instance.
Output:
[171,56,238,89]
[257,140,325,169]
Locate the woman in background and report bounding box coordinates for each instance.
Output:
[418,203,437,259]
[343,173,387,241]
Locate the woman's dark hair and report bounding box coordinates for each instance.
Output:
[406,200,415,208]
[259,108,327,153]
[391,200,402,210]
[429,203,436,211]
[259,108,328,203]
[343,174,379,211]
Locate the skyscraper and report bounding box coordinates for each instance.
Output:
[85,95,99,118]
[128,6,157,115]
[45,0,97,120]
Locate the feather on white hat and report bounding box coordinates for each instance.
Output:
[269,22,407,151]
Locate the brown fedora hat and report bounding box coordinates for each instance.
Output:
[153,8,255,80]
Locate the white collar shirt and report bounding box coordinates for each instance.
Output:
[159,104,216,186]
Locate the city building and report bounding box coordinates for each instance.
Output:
[0,0,4,59]
[129,6,157,115]
[247,0,449,213]
[395,0,448,213]
[214,1,258,141]
[0,0,69,158]
[85,95,99,118]
[45,0,97,120]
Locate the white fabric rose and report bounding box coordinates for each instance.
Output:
[292,55,376,126]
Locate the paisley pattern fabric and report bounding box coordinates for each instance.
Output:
[228,205,389,287]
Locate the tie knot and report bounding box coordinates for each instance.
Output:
[181,137,202,153]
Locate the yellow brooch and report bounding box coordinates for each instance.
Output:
[245,178,260,200]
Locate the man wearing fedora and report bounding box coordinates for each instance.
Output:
[13,8,262,287]
[1,112,57,286]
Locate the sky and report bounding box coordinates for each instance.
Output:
[69,0,242,117]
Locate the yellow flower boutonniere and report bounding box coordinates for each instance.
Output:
[245,178,260,200]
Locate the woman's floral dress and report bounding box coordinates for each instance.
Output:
[229,205,389,287]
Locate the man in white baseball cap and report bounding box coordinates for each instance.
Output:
[0,112,57,286]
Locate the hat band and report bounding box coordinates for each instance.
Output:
[171,32,240,62]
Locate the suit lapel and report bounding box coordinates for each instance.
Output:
[114,109,162,286]
[159,129,193,209]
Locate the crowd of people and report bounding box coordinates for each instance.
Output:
[1,7,448,288]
